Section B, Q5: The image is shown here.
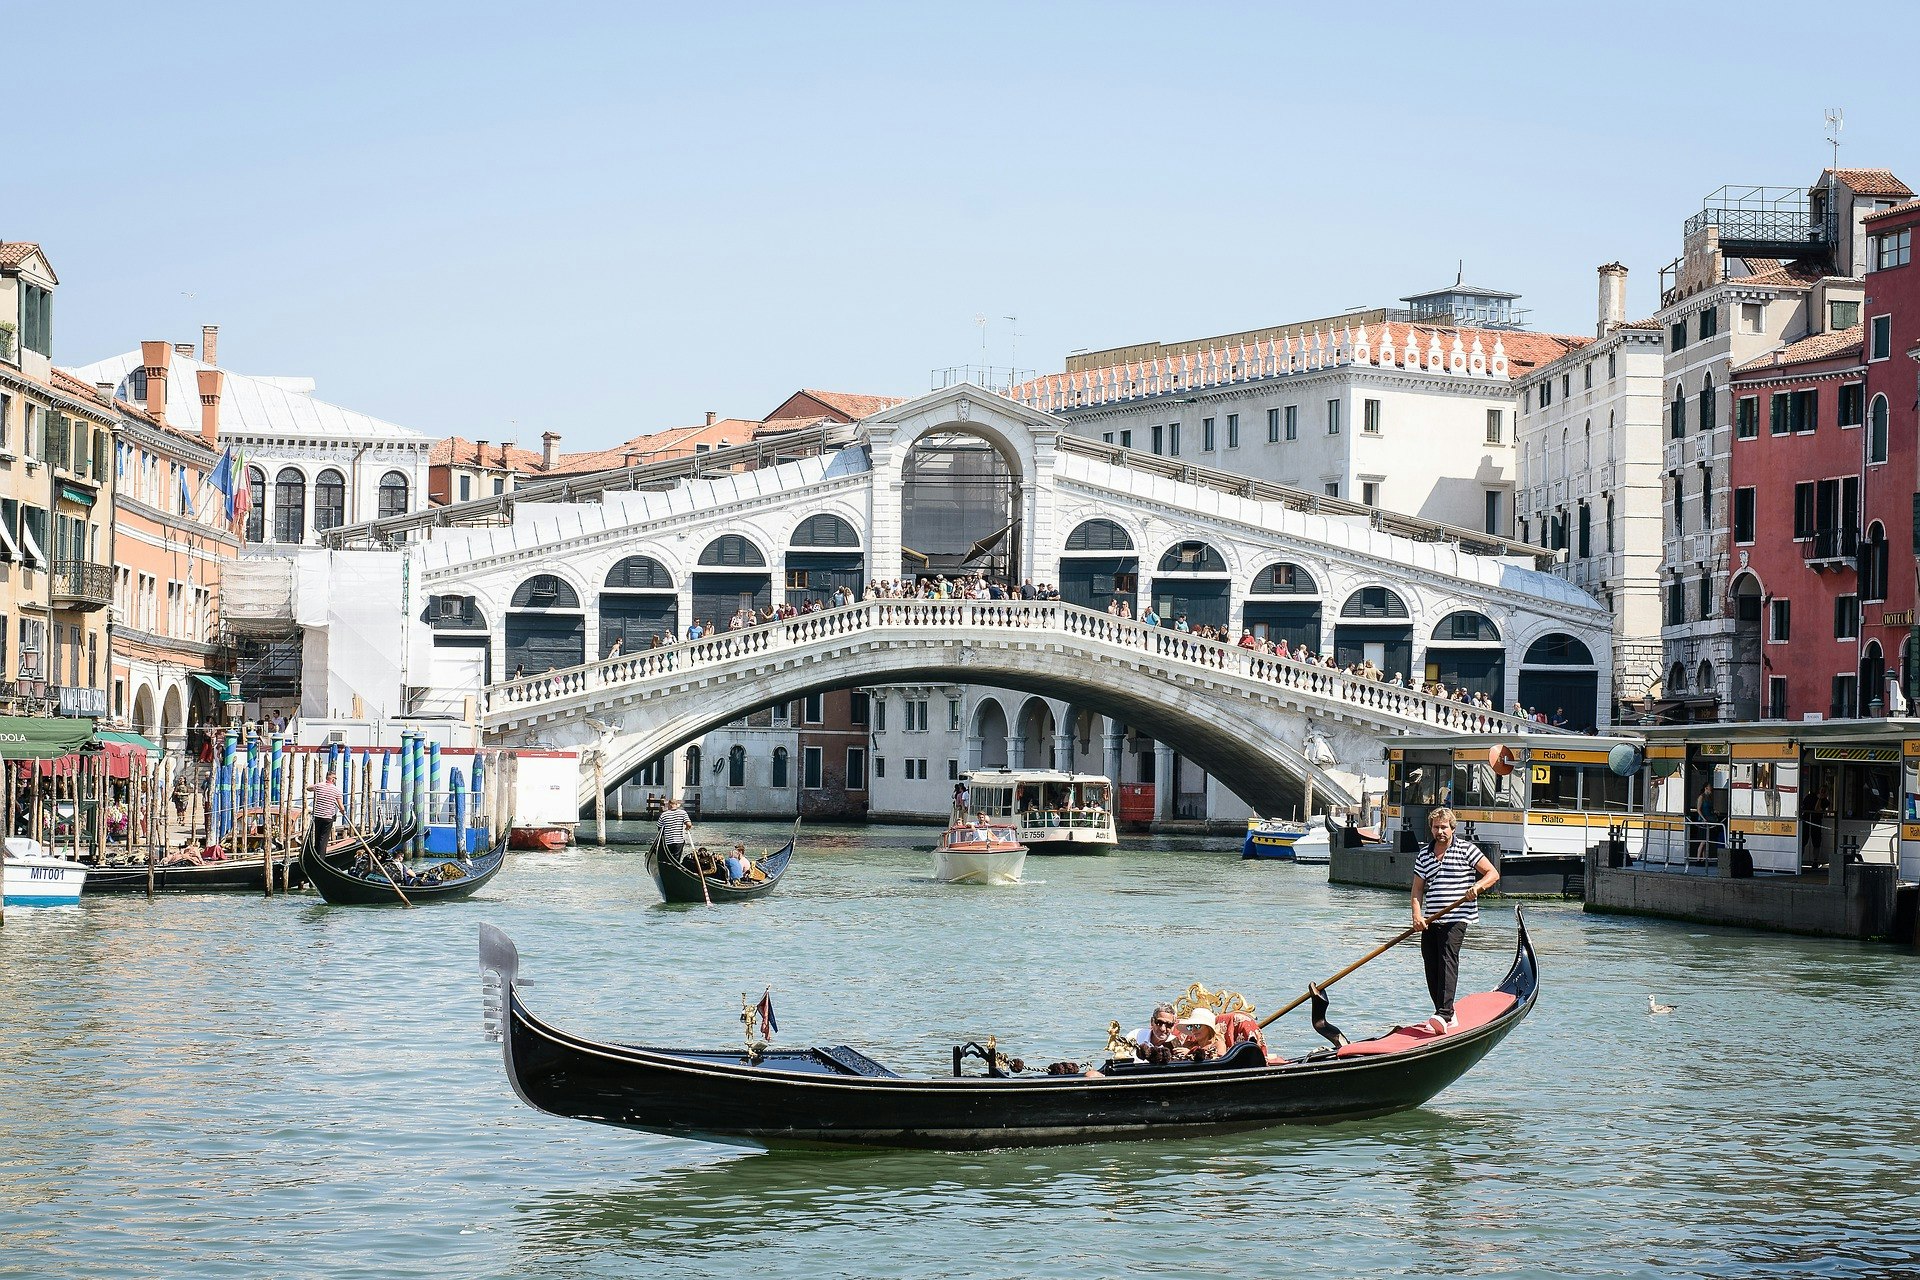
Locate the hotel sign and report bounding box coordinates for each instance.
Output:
[1885,610,1914,627]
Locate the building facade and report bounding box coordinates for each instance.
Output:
[1515,264,1668,714]
[1862,198,1920,705]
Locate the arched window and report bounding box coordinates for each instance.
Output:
[771,746,789,789]
[1251,563,1318,595]
[1863,641,1887,714]
[378,471,409,518]
[244,465,266,543]
[1066,519,1134,551]
[728,745,747,787]
[1668,662,1688,693]
[273,468,306,544]
[684,746,701,788]
[510,574,581,610]
[313,468,346,531]
[1432,611,1500,642]
[1697,660,1715,692]
[1864,523,1890,603]
[789,514,860,547]
[422,594,485,629]
[1340,587,1409,619]
[1670,385,1686,438]
[604,556,673,590]
[1524,634,1595,665]
[1699,373,1716,433]
[698,534,766,567]
[1156,541,1226,573]
[1869,393,1890,466]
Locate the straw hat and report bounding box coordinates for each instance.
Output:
[1178,1008,1218,1039]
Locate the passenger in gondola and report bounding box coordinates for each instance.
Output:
[1130,1003,1186,1062]
[1179,1008,1223,1062]
[723,844,749,882]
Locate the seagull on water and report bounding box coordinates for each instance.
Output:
[1647,994,1677,1015]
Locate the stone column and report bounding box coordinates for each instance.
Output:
[1053,729,1074,772]
[1008,735,1027,769]
[1154,742,1176,821]
[1103,722,1125,785]
[965,734,983,771]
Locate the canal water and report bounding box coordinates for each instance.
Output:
[2,822,1916,1279]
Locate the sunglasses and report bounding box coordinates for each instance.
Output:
[1150,1019,1176,1029]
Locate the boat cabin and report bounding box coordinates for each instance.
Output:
[965,770,1112,830]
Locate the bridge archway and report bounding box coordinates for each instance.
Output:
[1245,561,1322,652]
[693,535,769,630]
[1014,696,1056,769]
[971,698,1010,769]
[786,515,863,608]
[1518,633,1598,730]
[1152,540,1230,630]
[899,430,1018,583]
[1425,610,1503,701]
[1060,518,1138,616]
[424,592,491,691]
[601,556,677,656]
[1335,586,1412,681]
[506,574,584,676]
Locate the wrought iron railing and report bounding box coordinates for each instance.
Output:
[51,559,113,607]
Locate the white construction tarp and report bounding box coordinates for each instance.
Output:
[221,556,297,633]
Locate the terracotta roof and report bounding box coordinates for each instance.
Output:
[429,435,547,470]
[767,389,907,422]
[1820,168,1913,198]
[1726,261,1826,289]
[542,419,763,475]
[1616,318,1664,331]
[1863,197,1920,225]
[0,240,57,283]
[1732,324,1863,374]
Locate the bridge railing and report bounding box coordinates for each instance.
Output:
[482,599,1554,736]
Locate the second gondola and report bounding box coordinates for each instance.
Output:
[646,822,795,904]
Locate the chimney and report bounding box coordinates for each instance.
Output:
[196,368,224,446]
[541,431,561,470]
[139,340,171,424]
[173,341,196,360]
[705,411,717,426]
[1597,262,1628,338]
[475,438,488,469]
[500,440,515,469]
[201,325,219,367]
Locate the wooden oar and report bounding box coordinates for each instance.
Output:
[1258,885,1481,1029]
[340,818,414,908]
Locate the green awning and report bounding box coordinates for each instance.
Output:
[98,729,160,752]
[0,715,96,760]
[192,673,231,696]
[59,484,95,507]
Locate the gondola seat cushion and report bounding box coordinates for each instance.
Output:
[1334,990,1518,1057]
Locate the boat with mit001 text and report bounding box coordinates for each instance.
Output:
[3,838,88,906]
[476,910,1538,1150]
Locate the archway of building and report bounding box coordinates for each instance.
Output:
[505,573,585,675]
[1861,640,1887,716]
[1058,519,1138,616]
[1424,610,1504,702]
[1517,633,1600,730]
[132,685,157,737]
[899,429,1019,586]
[971,699,1010,769]
[160,685,185,740]
[1014,697,1056,769]
[1729,571,1763,721]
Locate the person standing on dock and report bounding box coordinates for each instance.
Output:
[656,796,692,860]
[308,767,346,856]
[1411,807,1499,1035]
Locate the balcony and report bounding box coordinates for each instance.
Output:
[1804,527,1859,571]
[1683,186,1836,260]
[50,559,113,610]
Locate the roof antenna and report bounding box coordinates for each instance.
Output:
[1456,259,1464,286]
[1825,107,1843,171]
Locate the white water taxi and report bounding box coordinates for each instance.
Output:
[931,821,1028,885]
[962,770,1118,855]
[3,837,88,906]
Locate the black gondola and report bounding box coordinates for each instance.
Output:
[84,852,306,893]
[644,822,795,904]
[476,910,1539,1150]
[303,824,509,905]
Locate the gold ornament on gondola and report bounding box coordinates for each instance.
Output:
[1104,1019,1131,1059]
[1173,983,1256,1020]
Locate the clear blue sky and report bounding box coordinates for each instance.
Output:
[14,1,1918,449]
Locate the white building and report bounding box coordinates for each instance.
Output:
[1514,264,1668,712]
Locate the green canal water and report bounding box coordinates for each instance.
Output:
[2,822,1917,1279]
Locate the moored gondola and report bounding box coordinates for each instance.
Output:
[477,910,1539,1150]
[84,851,306,893]
[303,823,508,905]
[645,822,795,904]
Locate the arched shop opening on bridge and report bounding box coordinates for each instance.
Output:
[899,430,1018,581]
[1334,586,1412,681]
[1424,611,1504,701]
[1518,633,1600,729]
[601,555,677,656]
[1243,561,1321,651]
[1058,519,1137,615]
[426,593,491,693]
[693,535,770,630]
[786,514,864,608]
[506,574,584,675]
[1152,541,1230,630]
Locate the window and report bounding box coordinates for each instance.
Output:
[1830,300,1860,330]
[872,699,885,732]
[772,747,789,787]
[1539,381,1553,408]
[803,692,823,723]
[905,758,927,781]
[1671,473,1684,535]
[1202,417,1216,451]
[1484,490,1502,535]
[1326,400,1340,435]
[1733,487,1755,543]
[1863,526,1890,601]
[1870,315,1892,361]
[1671,388,1686,438]
[458,474,471,501]
[1562,373,1571,398]
[802,746,823,789]
[493,478,505,495]
[1266,407,1280,442]
[1577,502,1591,558]
[871,756,882,780]
[1362,399,1381,434]
[1670,318,1687,350]
[1767,677,1788,719]
[1838,383,1863,428]
[1698,305,1718,339]
[244,466,265,542]
[18,283,52,357]
[1119,430,1132,448]
[1361,481,1379,507]
[1831,674,1858,719]
[1792,482,1815,539]
[1151,424,1164,456]
[378,470,409,518]
[906,699,928,732]
[1869,394,1889,464]
[1584,362,1593,389]
[845,747,867,791]
[1741,302,1765,334]
[1769,598,1791,642]
[1284,406,1298,441]
[1167,423,1180,456]
[273,468,306,544]
[727,745,746,787]
[1324,482,1340,498]
[1735,396,1758,439]
[1485,409,1503,444]
[1872,227,1911,270]
[0,392,9,450]
[1226,413,1239,448]
[1666,579,1686,626]
[849,691,868,726]
[1607,351,1617,379]
[1698,376,1716,432]
[948,698,961,731]
[947,759,960,780]
[1698,574,1713,621]
[1835,595,1859,640]
[313,469,346,531]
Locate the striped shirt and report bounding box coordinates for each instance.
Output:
[309,781,345,821]
[657,807,691,844]
[1414,838,1490,926]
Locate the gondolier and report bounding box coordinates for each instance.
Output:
[1411,806,1500,1035]
[656,797,691,859]
[307,767,345,855]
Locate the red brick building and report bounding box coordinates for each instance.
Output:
[1862,198,1920,706]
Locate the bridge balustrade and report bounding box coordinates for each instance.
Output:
[482,599,1552,737]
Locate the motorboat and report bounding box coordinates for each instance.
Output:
[931,820,1027,885]
[963,770,1117,855]
[3,837,88,906]
[1243,817,1309,859]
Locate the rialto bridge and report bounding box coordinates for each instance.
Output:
[333,385,1611,813]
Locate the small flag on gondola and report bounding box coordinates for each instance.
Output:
[755,987,777,1040]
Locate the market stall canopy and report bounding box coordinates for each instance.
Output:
[0,716,95,760]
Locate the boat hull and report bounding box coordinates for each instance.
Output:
[645,831,794,904]
[301,829,508,905]
[83,854,304,893]
[510,826,571,852]
[480,913,1538,1150]
[931,845,1028,885]
[1290,832,1332,865]
[3,856,87,906]
[1021,830,1115,856]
